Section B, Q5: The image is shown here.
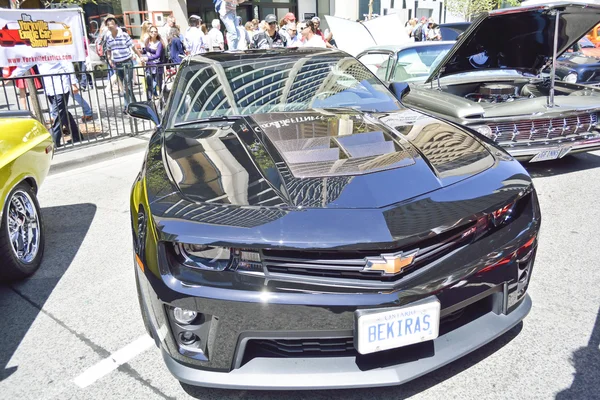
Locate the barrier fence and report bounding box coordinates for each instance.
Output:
[0,63,178,149]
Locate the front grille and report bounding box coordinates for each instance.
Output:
[240,294,494,365]
[262,222,475,284]
[488,112,597,143]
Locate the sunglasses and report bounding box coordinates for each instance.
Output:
[298,25,307,30]
[268,22,277,25]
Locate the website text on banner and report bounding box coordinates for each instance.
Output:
[0,9,85,66]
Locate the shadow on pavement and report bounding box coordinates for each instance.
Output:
[0,203,96,381]
[181,323,523,400]
[525,152,600,178]
[556,307,600,400]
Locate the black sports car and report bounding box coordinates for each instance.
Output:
[127,48,541,390]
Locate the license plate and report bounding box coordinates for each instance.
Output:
[355,297,440,355]
[529,148,562,162]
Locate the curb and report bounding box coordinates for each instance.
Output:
[49,134,151,175]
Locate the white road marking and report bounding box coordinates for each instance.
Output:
[73,334,155,388]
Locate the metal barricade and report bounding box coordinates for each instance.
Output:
[0,62,180,150]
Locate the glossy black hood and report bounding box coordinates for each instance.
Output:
[162,109,495,209]
[426,2,600,83]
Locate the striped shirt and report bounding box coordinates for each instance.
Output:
[105,29,134,63]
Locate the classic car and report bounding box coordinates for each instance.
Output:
[0,111,53,281]
[556,49,600,86]
[357,42,455,83]
[0,21,72,47]
[126,48,541,389]
[401,3,600,163]
[570,37,600,58]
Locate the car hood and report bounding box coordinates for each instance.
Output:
[162,109,496,209]
[426,2,600,83]
[323,14,411,57]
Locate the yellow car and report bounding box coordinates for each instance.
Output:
[0,111,53,281]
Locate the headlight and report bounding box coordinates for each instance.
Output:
[175,243,232,271]
[563,73,578,83]
[64,31,71,37]
[472,124,493,139]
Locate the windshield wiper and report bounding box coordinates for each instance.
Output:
[173,115,242,128]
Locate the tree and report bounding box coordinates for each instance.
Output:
[444,0,520,21]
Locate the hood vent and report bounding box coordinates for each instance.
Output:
[251,111,415,178]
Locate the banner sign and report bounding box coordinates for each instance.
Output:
[0,8,85,66]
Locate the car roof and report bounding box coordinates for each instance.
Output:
[187,47,343,64]
[357,41,455,55]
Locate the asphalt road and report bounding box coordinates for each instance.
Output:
[1,150,599,400]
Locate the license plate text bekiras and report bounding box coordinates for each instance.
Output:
[355,297,441,355]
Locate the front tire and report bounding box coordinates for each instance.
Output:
[0,182,45,281]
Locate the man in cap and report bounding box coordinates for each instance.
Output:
[251,14,287,49]
[214,0,247,50]
[185,15,207,55]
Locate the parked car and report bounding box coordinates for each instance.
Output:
[556,51,600,86]
[570,37,600,58]
[127,47,540,389]
[357,41,455,83]
[438,22,471,41]
[0,111,53,281]
[401,3,600,163]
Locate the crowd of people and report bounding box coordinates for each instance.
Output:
[405,17,442,42]
[4,4,338,148]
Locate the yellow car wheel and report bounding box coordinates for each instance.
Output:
[0,182,45,281]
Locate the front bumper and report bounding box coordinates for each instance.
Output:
[500,134,600,161]
[162,295,530,390]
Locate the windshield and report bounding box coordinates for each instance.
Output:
[168,52,402,128]
[393,44,453,82]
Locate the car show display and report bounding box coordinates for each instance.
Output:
[399,3,600,163]
[127,48,541,389]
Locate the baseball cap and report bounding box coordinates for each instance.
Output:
[312,16,320,22]
[265,14,277,24]
[285,12,296,21]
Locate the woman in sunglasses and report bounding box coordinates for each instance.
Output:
[141,25,166,100]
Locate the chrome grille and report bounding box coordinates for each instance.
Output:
[262,222,475,283]
[488,113,597,143]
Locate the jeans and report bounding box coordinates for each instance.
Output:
[77,61,92,89]
[50,92,92,118]
[145,68,163,101]
[114,59,136,107]
[48,92,81,147]
[221,12,238,50]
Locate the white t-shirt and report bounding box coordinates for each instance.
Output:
[185,27,207,55]
[302,34,326,48]
[209,28,224,50]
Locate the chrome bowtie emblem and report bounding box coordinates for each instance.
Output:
[363,250,418,275]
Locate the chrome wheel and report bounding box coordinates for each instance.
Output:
[7,190,40,264]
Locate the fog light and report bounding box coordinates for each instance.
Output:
[173,307,197,324]
[179,331,198,345]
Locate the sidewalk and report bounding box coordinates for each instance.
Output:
[49,132,152,175]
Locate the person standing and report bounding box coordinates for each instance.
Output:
[159,16,177,41]
[299,20,326,48]
[251,14,287,49]
[11,61,82,147]
[104,17,143,110]
[142,25,165,101]
[208,19,225,51]
[184,15,207,56]
[168,27,185,64]
[235,16,250,50]
[214,0,247,50]
[286,23,301,47]
[411,17,427,42]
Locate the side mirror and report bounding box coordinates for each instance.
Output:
[126,101,159,125]
[388,82,410,101]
